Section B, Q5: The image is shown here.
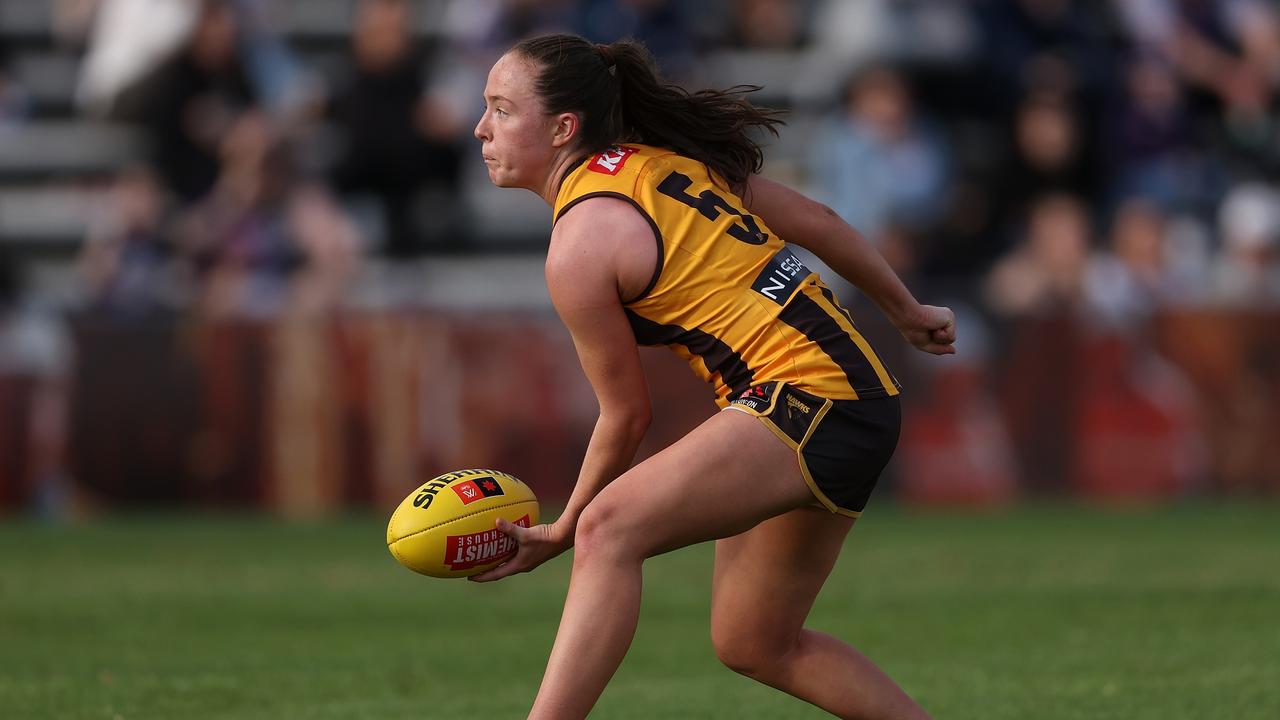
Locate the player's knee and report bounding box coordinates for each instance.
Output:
[573,500,635,563]
[711,625,793,679]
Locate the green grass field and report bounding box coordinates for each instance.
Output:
[2,504,1278,719]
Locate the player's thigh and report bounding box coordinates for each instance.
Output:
[710,506,855,655]
[577,408,814,560]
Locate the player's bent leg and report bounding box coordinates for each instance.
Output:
[527,409,816,720]
[711,508,932,720]
[711,507,852,676]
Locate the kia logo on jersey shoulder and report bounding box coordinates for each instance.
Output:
[589,146,637,175]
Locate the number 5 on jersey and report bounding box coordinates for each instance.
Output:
[656,171,769,245]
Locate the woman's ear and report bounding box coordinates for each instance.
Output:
[551,112,579,148]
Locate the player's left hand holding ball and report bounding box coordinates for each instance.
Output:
[467,518,574,583]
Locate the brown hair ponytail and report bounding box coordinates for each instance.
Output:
[512,33,785,189]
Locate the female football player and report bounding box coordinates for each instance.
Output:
[470,33,952,720]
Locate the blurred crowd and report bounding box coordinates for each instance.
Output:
[0,0,1278,511]
[0,0,1274,314]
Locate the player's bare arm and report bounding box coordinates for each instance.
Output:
[545,197,655,539]
[469,196,653,582]
[743,175,957,355]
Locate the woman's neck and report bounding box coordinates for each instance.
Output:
[538,149,589,207]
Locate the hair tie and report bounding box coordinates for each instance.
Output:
[597,44,617,76]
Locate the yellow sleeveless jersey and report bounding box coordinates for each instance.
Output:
[553,143,900,408]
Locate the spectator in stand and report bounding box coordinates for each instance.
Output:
[576,0,698,79]
[724,0,812,49]
[177,112,361,317]
[985,193,1094,493]
[112,0,257,203]
[285,184,364,314]
[975,0,1114,109]
[1210,182,1280,305]
[992,91,1100,255]
[1115,0,1280,175]
[985,193,1092,318]
[176,112,295,315]
[77,165,176,319]
[330,0,463,256]
[1084,197,1177,324]
[807,65,949,269]
[1104,53,1213,212]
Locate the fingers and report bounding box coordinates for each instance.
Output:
[924,306,956,348]
[930,325,956,345]
[903,305,957,354]
[468,519,534,582]
[467,559,522,583]
[494,516,529,541]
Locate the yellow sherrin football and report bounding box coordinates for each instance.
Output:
[387,469,539,578]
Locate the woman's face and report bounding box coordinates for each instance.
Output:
[474,53,562,191]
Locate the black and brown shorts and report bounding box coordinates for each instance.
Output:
[724,381,900,517]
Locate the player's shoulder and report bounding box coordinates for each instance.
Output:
[553,192,653,249]
[550,193,657,302]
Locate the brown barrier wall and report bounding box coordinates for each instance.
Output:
[0,308,1276,515]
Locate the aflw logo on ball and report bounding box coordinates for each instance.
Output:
[451,476,505,505]
[589,146,636,175]
[444,516,531,570]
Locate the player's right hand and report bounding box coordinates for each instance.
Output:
[896,304,956,356]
